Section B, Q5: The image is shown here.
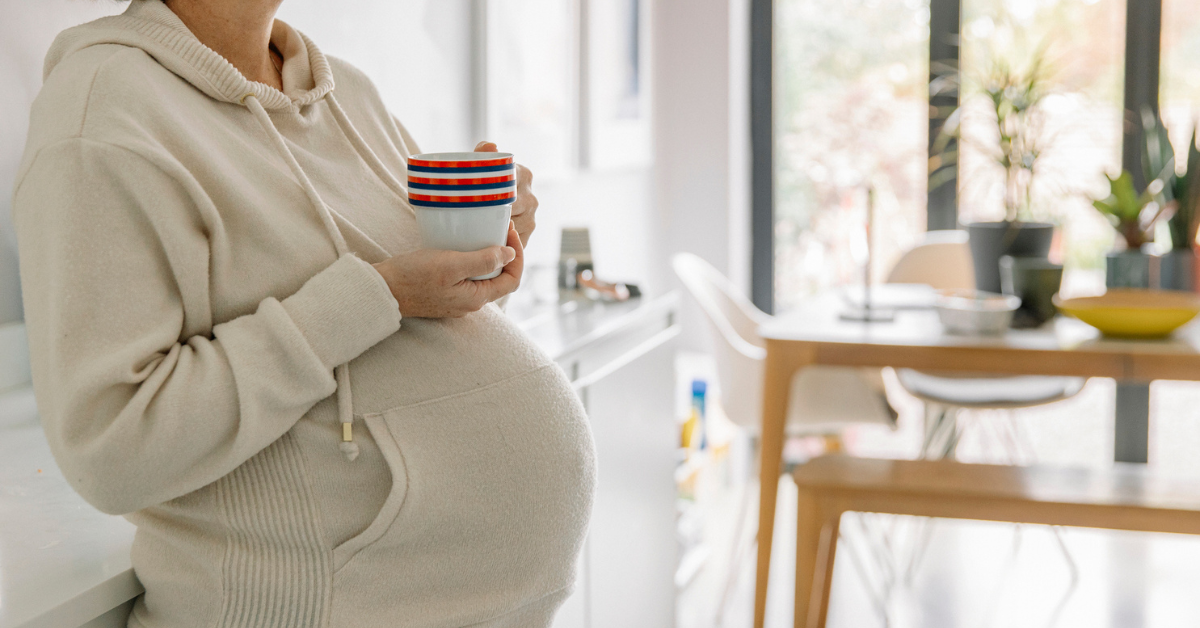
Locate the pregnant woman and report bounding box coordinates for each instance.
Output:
[12,0,596,626]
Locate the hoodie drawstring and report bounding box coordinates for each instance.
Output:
[243,93,361,461]
[326,93,414,215]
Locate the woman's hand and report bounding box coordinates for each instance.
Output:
[475,141,536,247]
[373,222,524,318]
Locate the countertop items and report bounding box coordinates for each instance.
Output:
[0,293,679,628]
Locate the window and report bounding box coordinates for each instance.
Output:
[1162,0,1200,171]
[773,0,931,311]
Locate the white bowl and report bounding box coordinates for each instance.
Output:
[934,289,1021,335]
[415,204,513,280]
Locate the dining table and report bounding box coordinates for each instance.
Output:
[751,292,1200,628]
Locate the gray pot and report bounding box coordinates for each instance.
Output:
[1161,249,1195,292]
[967,222,1055,293]
[1105,250,1154,288]
[1000,255,1063,328]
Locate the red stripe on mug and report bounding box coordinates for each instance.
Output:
[407,156,514,168]
[409,192,517,203]
[406,174,516,185]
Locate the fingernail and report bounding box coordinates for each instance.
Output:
[510,220,516,230]
[502,247,516,263]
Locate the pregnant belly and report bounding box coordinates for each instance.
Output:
[330,310,597,625]
[348,305,559,414]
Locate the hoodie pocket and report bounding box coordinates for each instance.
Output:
[331,413,410,571]
[328,364,596,621]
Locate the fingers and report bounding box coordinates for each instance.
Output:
[475,141,499,153]
[510,165,537,247]
[444,245,516,283]
[473,223,525,302]
[516,163,533,186]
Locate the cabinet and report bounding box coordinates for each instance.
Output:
[547,296,680,628]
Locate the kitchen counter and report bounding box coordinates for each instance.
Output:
[0,386,141,628]
[0,293,678,628]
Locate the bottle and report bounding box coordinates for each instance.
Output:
[691,379,707,451]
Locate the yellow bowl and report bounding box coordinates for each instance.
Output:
[1053,289,1200,338]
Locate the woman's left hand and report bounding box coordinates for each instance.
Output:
[475,141,536,247]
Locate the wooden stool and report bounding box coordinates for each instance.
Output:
[792,456,1200,628]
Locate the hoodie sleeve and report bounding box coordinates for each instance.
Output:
[13,138,400,515]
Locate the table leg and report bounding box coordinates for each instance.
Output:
[754,345,808,628]
[1114,381,1150,464]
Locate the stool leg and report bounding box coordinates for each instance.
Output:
[795,488,840,628]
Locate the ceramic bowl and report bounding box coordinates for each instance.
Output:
[1053,289,1200,338]
[934,289,1021,335]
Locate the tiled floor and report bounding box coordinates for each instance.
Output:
[678,375,1200,628]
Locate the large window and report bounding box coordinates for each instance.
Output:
[765,0,1183,310]
[773,0,930,311]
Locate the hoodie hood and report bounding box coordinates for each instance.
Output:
[43,0,333,113]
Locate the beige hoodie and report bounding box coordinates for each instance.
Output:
[12,1,595,626]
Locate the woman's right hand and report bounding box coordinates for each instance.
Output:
[372,223,524,318]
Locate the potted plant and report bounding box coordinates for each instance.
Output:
[1091,171,1172,288]
[1139,108,1200,290]
[932,51,1057,293]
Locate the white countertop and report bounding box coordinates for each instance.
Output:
[0,386,141,628]
[0,293,677,628]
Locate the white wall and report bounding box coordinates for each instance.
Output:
[0,1,128,326]
[653,0,752,346]
[276,0,475,152]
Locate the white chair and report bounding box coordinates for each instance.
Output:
[885,231,1083,591]
[672,253,898,623]
[672,253,897,439]
[885,230,1086,459]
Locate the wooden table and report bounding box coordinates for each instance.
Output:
[752,298,1200,628]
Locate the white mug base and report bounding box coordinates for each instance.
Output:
[415,204,513,280]
[471,268,503,281]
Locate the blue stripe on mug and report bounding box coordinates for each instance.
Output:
[407,163,516,174]
[408,181,516,191]
[409,197,516,208]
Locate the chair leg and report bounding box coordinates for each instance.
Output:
[795,488,840,628]
[921,403,960,460]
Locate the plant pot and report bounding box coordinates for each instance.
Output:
[966,222,1055,293]
[1161,249,1195,292]
[1106,250,1154,289]
[1000,255,1063,328]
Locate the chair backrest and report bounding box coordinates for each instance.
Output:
[673,253,899,433]
[886,229,975,290]
[0,322,31,393]
[672,253,767,429]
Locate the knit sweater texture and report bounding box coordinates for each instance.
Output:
[12,2,596,626]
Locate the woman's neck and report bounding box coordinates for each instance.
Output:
[163,0,285,90]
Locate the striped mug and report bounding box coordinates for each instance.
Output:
[407,152,516,280]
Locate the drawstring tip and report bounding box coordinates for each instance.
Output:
[340,422,359,461]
